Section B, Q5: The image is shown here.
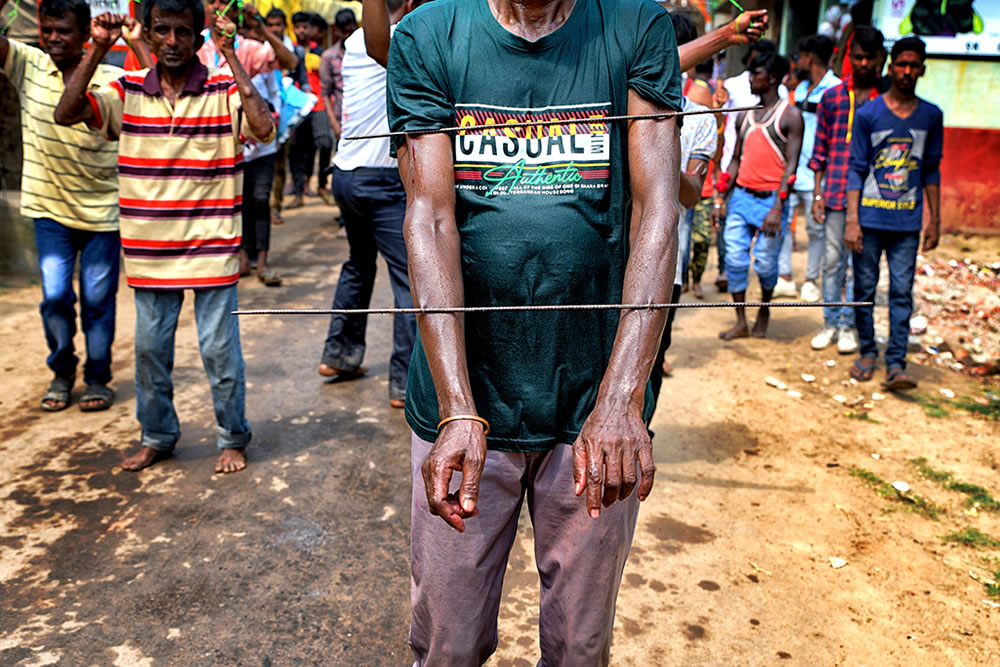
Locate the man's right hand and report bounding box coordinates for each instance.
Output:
[710,200,725,231]
[729,9,768,46]
[91,12,125,51]
[421,420,487,533]
[812,196,826,224]
[844,216,863,253]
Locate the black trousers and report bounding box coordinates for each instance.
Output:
[241,153,277,255]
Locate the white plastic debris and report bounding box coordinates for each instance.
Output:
[872,392,886,401]
[832,394,847,404]
[910,315,928,333]
[829,557,848,569]
[787,390,803,399]
[871,453,881,460]
[892,481,911,493]
[825,360,836,367]
[801,374,816,383]
[939,388,956,399]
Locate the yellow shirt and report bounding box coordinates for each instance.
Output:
[3,39,122,231]
[88,63,274,290]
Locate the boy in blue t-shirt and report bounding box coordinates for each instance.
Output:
[845,36,943,391]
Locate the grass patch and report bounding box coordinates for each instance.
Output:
[845,411,882,423]
[908,458,1000,512]
[987,569,1000,599]
[848,466,945,520]
[952,394,1000,421]
[942,527,1000,549]
[911,392,951,418]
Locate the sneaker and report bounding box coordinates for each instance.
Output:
[800,281,821,303]
[837,328,859,355]
[773,277,798,299]
[811,326,838,350]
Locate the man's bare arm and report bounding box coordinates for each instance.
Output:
[572,89,680,517]
[404,133,486,534]
[678,9,767,72]
[679,157,709,209]
[245,4,298,70]
[214,15,273,140]
[54,13,123,126]
[361,0,390,67]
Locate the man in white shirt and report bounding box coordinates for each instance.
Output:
[317,0,417,409]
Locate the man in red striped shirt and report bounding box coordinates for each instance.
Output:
[55,0,275,473]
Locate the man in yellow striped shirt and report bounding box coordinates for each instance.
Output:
[55,0,275,474]
[1,0,146,412]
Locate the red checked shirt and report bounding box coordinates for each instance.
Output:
[808,77,879,211]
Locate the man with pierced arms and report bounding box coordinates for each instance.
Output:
[55,0,275,474]
[387,0,685,662]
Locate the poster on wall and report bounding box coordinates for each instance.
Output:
[875,0,1000,57]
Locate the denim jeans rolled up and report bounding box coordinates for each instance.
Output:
[34,218,121,385]
[133,286,251,452]
[722,188,790,293]
[852,228,920,370]
[822,210,856,328]
[323,167,416,401]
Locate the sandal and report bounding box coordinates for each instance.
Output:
[883,367,917,392]
[850,357,876,382]
[79,383,115,412]
[41,376,74,411]
[258,271,282,287]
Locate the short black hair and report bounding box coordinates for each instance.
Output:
[38,0,90,33]
[291,11,312,25]
[334,8,356,30]
[694,57,713,76]
[307,13,328,31]
[797,34,836,65]
[266,8,287,24]
[852,25,886,56]
[891,36,927,62]
[749,51,790,83]
[742,38,777,67]
[143,0,205,33]
[669,11,697,47]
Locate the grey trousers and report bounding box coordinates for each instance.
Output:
[409,433,640,667]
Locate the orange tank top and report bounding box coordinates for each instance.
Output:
[735,99,790,192]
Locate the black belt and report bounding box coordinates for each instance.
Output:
[737,184,777,199]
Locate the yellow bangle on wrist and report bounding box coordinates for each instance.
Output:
[437,415,490,435]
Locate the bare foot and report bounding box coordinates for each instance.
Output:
[751,308,770,338]
[719,323,750,340]
[661,358,673,376]
[121,446,171,471]
[215,448,247,474]
[692,282,704,299]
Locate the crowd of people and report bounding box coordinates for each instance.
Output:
[3,0,944,662]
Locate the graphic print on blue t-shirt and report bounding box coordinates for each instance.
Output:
[861,128,927,211]
[453,103,611,198]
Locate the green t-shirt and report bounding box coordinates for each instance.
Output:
[387,0,681,451]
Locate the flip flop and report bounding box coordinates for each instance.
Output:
[318,364,368,380]
[79,384,115,412]
[849,357,876,382]
[883,367,917,392]
[258,271,282,287]
[41,376,74,411]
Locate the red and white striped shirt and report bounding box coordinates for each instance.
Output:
[87,61,274,290]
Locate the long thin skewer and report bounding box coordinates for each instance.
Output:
[343,105,760,141]
[234,302,872,316]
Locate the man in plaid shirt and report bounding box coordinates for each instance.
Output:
[808,26,886,355]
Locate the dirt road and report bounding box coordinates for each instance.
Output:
[1,202,998,665]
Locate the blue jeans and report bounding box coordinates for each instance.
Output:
[678,207,694,282]
[34,218,121,385]
[723,188,790,293]
[852,228,920,370]
[822,210,856,328]
[323,167,416,401]
[133,286,251,452]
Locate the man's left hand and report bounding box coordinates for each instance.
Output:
[762,206,782,237]
[922,221,940,252]
[243,3,265,39]
[213,12,238,53]
[572,403,655,518]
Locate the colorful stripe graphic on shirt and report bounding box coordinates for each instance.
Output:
[452,103,611,197]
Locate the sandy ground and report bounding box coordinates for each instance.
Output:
[1,200,998,666]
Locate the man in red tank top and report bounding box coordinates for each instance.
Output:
[713,52,803,340]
